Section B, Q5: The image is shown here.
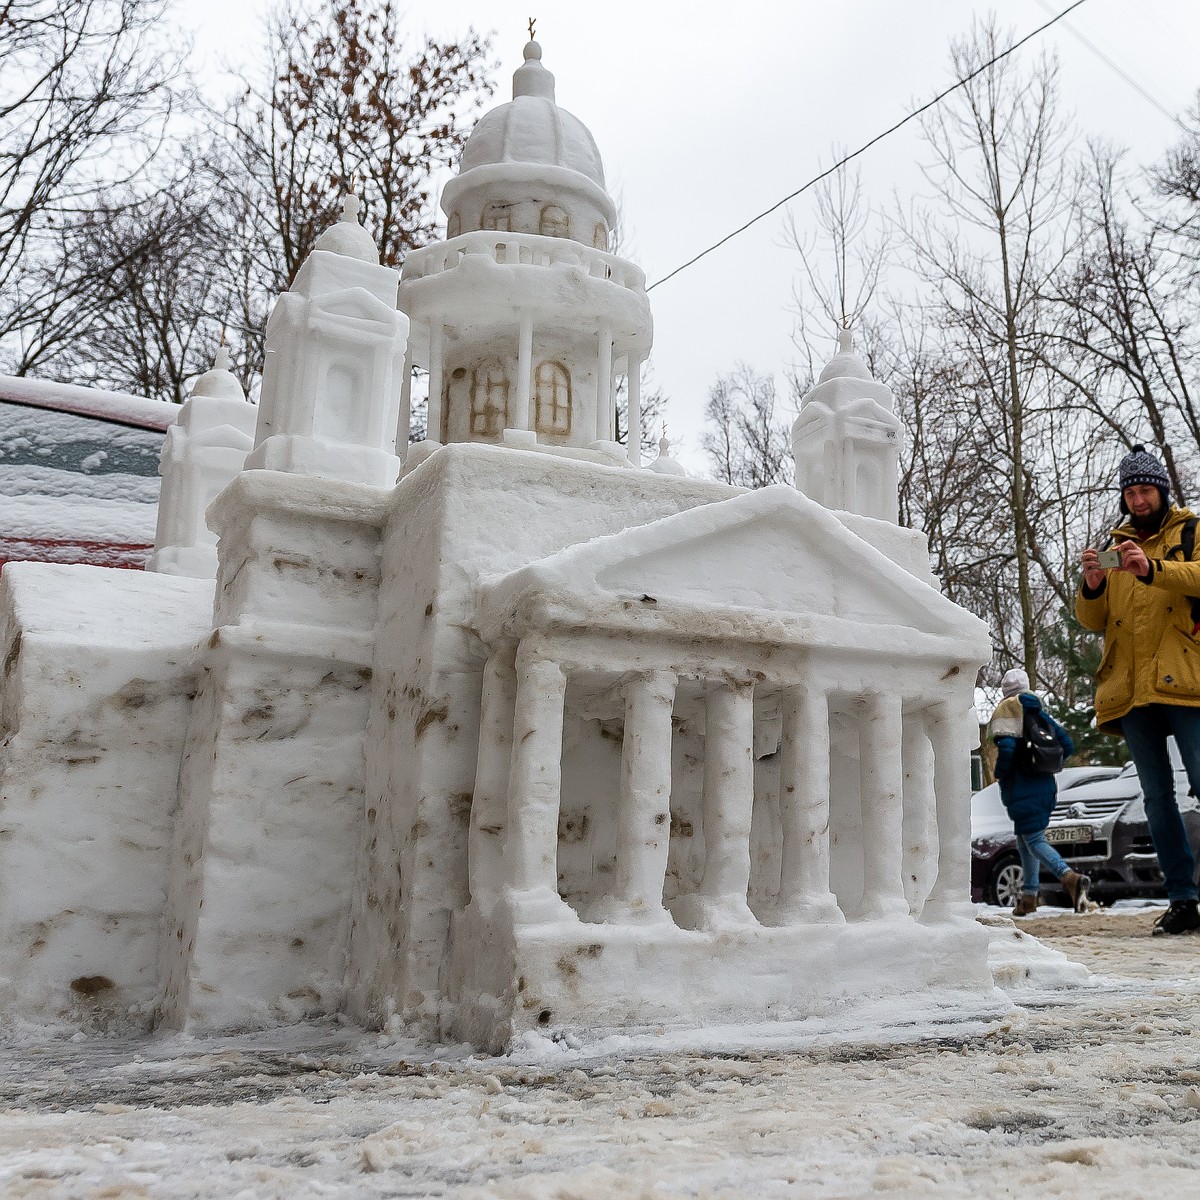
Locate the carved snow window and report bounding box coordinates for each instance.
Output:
[482,204,511,232]
[447,212,462,239]
[316,360,365,440]
[534,361,571,436]
[471,362,509,436]
[539,205,570,239]
[593,222,608,250]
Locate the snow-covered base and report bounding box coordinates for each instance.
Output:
[982,913,1095,992]
[451,904,998,1053]
[0,563,213,1028]
[8,914,1192,1200]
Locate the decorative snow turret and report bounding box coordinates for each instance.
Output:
[792,329,901,523]
[147,347,257,578]
[245,195,409,487]
[647,433,687,476]
[397,39,653,467]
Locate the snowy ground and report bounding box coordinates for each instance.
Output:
[4,906,1200,1198]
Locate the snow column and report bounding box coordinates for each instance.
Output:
[427,324,445,443]
[626,356,643,466]
[602,670,676,923]
[922,700,976,922]
[467,640,518,909]
[858,693,910,920]
[503,650,572,922]
[514,315,534,432]
[901,710,938,916]
[595,329,612,442]
[396,341,414,461]
[675,680,757,928]
[771,685,843,924]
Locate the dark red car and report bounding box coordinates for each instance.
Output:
[0,375,176,570]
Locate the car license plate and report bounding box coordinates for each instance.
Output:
[1046,825,1091,844]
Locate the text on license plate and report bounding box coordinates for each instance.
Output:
[1046,825,1092,844]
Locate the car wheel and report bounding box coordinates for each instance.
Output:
[988,854,1024,908]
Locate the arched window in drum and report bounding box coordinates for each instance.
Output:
[470,361,510,437]
[534,361,571,436]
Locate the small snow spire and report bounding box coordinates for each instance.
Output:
[190,342,246,402]
[513,36,555,101]
[648,427,687,476]
[313,190,379,264]
[818,326,872,384]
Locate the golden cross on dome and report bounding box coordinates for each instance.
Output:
[527,17,536,40]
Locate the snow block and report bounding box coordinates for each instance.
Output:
[158,470,388,1032]
[0,563,212,1028]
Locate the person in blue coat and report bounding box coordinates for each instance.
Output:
[988,668,1089,916]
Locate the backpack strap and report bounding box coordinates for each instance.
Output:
[1180,517,1200,628]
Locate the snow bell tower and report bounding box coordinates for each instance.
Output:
[397,37,653,466]
[792,329,901,523]
[246,196,409,487]
[147,346,257,578]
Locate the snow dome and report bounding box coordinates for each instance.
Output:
[441,40,616,249]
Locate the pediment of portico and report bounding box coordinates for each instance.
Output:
[480,485,990,656]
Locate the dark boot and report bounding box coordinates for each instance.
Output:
[1062,870,1091,914]
[1152,900,1200,936]
[1012,893,1038,917]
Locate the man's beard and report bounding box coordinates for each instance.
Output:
[1131,505,1168,533]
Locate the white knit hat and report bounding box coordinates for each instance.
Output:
[1001,668,1030,698]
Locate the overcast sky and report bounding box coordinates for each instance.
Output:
[187,1,1200,469]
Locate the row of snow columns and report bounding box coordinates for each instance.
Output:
[466,642,978,932]
[406,317,639,457]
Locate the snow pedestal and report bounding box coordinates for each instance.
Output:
[245,198,408,489]
[157,470,389,1031]
[0,564,213,1027]
[147,349,257,578]
[342,444,993,1049]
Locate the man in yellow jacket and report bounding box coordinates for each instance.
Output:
[1077,445,1200,935]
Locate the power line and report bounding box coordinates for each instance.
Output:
[1031,0,1186,131]
[647,0,1092,293]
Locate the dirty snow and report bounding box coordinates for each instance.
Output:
[3,909,1200,1197]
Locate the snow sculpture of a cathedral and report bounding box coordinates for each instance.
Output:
[0,40,995,1049]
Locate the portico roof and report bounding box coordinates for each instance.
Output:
[477,485,991,664]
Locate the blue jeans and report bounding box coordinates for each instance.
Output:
[1120,704,1200,902]
[1016,829,1071,894]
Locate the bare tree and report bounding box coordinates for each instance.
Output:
[903,16,1078,685]
[0,0,186,372]
[228,0,493,297]
[782,162,891,384]
[1153,90,1200,263]
[26,0,497,402]
[41,163,229,402]
[1038,144,1200,503]
[701,365,793,488]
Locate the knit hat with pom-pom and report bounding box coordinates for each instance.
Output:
[1118,445,1170,505]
